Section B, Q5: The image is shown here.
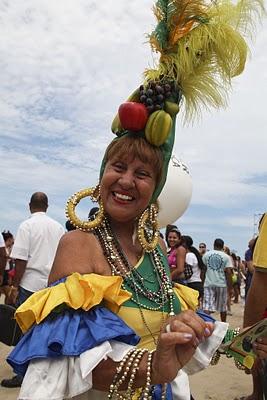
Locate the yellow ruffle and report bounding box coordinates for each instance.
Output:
[173,283,198,311]
[15,273,132,333]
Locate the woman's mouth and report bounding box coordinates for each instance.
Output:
[112,192,134,202]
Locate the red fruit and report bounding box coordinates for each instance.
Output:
[118,102,148,131]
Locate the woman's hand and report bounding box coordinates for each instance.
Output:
[152,310,214,384]
[253,337,267,360]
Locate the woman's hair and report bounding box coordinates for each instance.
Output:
[104,134,163,186]
[2,230,14,242]
[166,228,181,248]
[223,245,231,256]
[181,235,205,270]
[181,235,193,248]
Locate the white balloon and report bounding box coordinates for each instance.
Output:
[158,156,193,228]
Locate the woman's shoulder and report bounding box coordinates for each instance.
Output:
[176,245,186,255]
[60,229,95,243]
[49,230,110,283]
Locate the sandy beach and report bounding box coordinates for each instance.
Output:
[0,301,252,400]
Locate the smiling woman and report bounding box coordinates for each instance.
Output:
[99,135,162,224]
[5,0,265,398]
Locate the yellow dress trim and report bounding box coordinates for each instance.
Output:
[173,283,198,311]
[15,273,132,333]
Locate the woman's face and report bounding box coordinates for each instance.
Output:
[168,232,180,248]
[5,237,14,249]
[100,156,156,223]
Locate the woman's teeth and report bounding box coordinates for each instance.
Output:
[114,192,133,201]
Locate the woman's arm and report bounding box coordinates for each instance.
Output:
[171,246,186,280]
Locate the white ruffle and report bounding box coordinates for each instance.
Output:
[19,322,228,400]
[18,340,134,400]
[183,321,228,375]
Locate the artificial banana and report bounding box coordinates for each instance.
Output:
[145,110,172,146]
[111,113,123,134]
[126,88,140,102]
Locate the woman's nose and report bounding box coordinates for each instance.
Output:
[118,171,135,189]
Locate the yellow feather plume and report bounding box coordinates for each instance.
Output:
[145,0,265,122]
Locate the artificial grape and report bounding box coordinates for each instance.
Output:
[139,85,144,91]
[154,104,162,111]
[157,94,164,102]
[146,98,154,106]
[165,91,172,98]
[140,90,145,97]
[147,105,155,113]
[155,85,164,94]
[164,84,171,92]
[140,95,147,103]
[147,88,154,97]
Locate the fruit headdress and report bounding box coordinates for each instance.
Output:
[67,0,264,233]
[100,0,264,202]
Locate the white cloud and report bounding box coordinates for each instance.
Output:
[0,0,266,256]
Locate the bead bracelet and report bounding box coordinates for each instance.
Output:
[108,348,154,400]
[211,327,245,370]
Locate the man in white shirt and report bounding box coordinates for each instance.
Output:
[1,192,64,388]
[0,233,6,286]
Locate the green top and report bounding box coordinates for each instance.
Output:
[122,245,181,314]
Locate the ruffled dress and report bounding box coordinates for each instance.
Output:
[8,246,228,400]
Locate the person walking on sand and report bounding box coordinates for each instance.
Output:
[202,239,233,322]
[1,192,64,389]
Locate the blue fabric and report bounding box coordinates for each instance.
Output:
[196,310,216,323]
[152,383,173,399]
[7,306,139,376]
[17,287,34,307]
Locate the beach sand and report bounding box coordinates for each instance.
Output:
[190,301,252,400]
[0,301,252,400]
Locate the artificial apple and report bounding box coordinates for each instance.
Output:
[118,102,148,131]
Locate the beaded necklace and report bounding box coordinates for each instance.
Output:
[95,217,175,344]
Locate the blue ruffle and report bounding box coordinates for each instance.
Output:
[8,306,139,376]
[152,383,173,399]
[197,310,216,323]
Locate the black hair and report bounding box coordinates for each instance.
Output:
[214,238,224,249]
[2,230,14,242]
[65,220,76,231]
[30,192,48,210]
[181,235,205,270]
[88,207,99,220]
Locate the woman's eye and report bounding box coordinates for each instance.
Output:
[113,163,125,171]
[137,170,150,178]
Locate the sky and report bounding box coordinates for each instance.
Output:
[0,0,266,257]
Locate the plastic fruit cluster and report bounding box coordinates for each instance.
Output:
[111,80,181,147]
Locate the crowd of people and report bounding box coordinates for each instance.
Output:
[0,217,256,322]
[164,224,254,323]
[0,193,266,399]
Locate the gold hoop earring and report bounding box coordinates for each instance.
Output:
[137,203,159,252]
[66,185,104,231]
